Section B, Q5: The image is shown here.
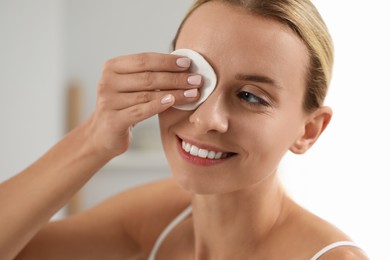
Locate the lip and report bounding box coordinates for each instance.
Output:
[176,135,237,166]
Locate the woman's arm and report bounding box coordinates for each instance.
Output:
[0,52,200,259]
[15,178,192,260]
[0,121,111,259]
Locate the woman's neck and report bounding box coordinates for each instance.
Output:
[190,175,292,259]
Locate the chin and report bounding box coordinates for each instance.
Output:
[169,166,244,195]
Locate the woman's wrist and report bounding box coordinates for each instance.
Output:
[74,114,119,165]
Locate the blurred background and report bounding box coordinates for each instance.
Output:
[0,0,389,259]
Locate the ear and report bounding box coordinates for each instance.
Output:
[289,106,332,154]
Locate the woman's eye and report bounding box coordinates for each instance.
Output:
[237,91,270,107]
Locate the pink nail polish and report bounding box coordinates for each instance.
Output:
[161,95,173,104]
[187,75,202,85]
[176,57,191,68]
[184,89,198,98]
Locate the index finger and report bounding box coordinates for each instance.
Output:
[104,52,191,74]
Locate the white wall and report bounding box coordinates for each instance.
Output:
[0,0,65,181]
[280,1,390,259]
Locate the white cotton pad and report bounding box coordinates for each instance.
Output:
[171,49,217,110]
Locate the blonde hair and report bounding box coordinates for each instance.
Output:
[172,0,334,112]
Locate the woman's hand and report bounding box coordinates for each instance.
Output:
[87,52,201,159]
[0,52,202,260]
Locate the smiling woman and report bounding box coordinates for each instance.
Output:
[0,0,371,259]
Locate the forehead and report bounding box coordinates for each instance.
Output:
[176,1,309,91]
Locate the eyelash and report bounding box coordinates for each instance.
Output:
[237,91,270,107]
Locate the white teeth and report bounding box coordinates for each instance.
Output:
[184,143,191,153]
[207,151,216,159]
[181,140,231,160]
[198,149,208,158]
[190,146,199,156]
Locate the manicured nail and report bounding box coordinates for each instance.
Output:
[184,88,198,98]
[161,94,174,104]
[176,57,191,68]
[187,75,202,85]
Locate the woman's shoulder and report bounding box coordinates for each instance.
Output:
[280,200,368,259]
[16,178,190,259]
[112,178,192,254]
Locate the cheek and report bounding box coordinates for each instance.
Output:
[158,108,190,149]
[243,122,283,156]
[158,108,184,132]
[158,109,176,148]
[235,115,299,162]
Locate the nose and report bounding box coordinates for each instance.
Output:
[188,90,229,134]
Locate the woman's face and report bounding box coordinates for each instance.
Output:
[159,1,310,194]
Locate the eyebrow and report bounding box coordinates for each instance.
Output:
[235,73,283,90]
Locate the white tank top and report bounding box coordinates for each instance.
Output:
[148,206,361,260]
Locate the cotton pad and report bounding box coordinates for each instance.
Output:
[171,49,217,110]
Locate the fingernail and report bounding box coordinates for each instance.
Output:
[187,75,202,85]
[176,57,191,68]
[161,94,174,104]
[184,88,198,98]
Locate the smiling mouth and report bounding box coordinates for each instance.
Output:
[179,138,237,160]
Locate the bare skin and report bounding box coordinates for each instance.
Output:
[1,1,368,260]
[0,53,202,259]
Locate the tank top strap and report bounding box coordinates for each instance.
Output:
[149,209,361,260]
[310,241,361,260]
[148,206,192,260]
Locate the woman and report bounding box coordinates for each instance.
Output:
[0,0,369,259]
